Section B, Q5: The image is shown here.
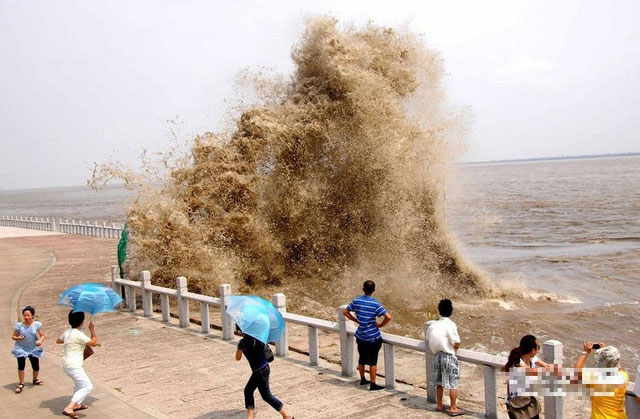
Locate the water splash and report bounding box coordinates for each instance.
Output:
[91,17,488,304]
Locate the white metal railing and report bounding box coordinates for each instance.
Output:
[0,215,124,238]
[108,266,640,418]
[57,219,124,238]
[0,215,55,231]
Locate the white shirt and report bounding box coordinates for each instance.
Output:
[59,328,91,369]
[427,317,460,355]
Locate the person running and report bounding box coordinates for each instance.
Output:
[11,306,45,393]
[235,331,294,419]
[427,299,464,416]
[56,311,98,419]
[343,280,391,391]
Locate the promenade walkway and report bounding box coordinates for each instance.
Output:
[1,229,483,418]
[0,232,153,419]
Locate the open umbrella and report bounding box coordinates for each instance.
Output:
[59,283,123,315]
[226,296,285,344]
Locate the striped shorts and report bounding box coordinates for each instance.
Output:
[431,352,459,389]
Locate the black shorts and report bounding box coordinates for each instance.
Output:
[356,338,382,366]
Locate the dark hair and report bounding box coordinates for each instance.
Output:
[438,299,453,317]
[22,306,35,315]
[363,280,376,295]
[68,311,85,328]
[503,335,538,371]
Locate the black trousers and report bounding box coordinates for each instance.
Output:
[244,365,283,411]
[17,355,39,371]
[356,338,383,366]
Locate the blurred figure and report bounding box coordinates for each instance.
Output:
[574,341,629,419]
[502,335,547,419]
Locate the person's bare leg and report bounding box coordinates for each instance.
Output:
[32,369,39,382]
[358,364,365,379]
[370,366,377,384]
[435,385,445,411]
[247,408,255,419]
[18,369,25,384]
[449,389,459,413]
[279,406,293,418]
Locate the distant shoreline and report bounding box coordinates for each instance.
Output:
[461,151,640,165]
[2,152,639,192]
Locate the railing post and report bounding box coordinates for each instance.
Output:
[384,342,396,389]
[543,340,564,419]
[200,302,210,334]
[272,293,288,356]
[219,284,233,340]
[176,277,189,328]
[308,326,319,366]
[338,305,355,377]
[161,294,170,322]
[110,265,120,295]
[126,285,136,313]
[425,320,436,403]
[140,271,152,317]
[483,365,498,419]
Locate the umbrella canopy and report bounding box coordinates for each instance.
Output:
[59,283,123,315]
[226,296,285,344]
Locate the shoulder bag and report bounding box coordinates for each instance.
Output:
[264,343,274,363]
[506,396,541,419]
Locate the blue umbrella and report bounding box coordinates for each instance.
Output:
[226,296,285,344]
[59,283,123,315]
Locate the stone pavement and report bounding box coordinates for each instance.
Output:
[0,236,154,419]
[1,230,490,418]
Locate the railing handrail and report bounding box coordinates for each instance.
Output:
[113,275,507,369]
[0,214,124,238]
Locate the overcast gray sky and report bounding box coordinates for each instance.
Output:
[1,0,639,189]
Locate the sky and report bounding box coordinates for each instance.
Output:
[1,0,639,189]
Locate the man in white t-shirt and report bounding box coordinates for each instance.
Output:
[426,299,464,416]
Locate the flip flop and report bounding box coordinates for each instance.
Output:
[448,408,465,416]
[32,379,44,386]
[62,411,79,419]
[73,405,89,411]
[15,383,24,393]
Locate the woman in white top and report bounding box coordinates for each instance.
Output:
[502,335,551,419]
[56,310,98,419]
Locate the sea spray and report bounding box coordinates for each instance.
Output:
[90,17,488,310]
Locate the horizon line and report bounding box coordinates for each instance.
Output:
[2,151,639,192]
[460,151,640,165]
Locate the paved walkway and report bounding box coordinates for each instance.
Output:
[0,237,154,419]
[0,230,490,418]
